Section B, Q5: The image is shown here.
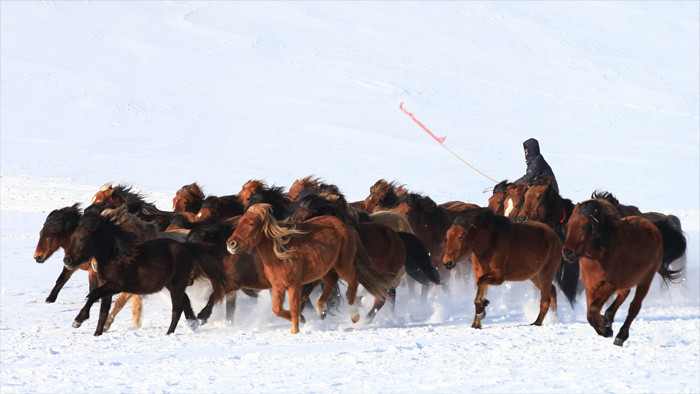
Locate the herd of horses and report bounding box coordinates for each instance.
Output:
[33,175,687,346]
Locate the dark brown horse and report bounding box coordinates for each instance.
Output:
[562,199,686,346]
[245,186,294,220]
[172,182,205,213]
[487,180,511,215]
[291,193,439,317]
[238,179,267,206]
[63,209,228,336]
[195,195,245,221]
[226,204,393,333]
[517,177,579,306]
[443,208,563,328]
[91,182,174,231]
[287,175,323,201]
[364,179,408,213]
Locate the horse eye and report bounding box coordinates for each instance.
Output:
[458,235,464,240]
[249,223,254,227]
[537,196,542,200]
[46,235,53,240]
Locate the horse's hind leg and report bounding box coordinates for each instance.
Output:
[346,281,361,324]
[603,289,630,329]
[46,267,77,303]
[531,277,552,326]
[365,297,385,322]
[317,272,339,320]
[130,295,143,328]
[614,279,651,347]
[181,293,200,331]
[103,293,132,332]
[287,285,303,334]
[166,287,186,335]
[93,295,113,336]
[271,287,293,322]
[196,293,216,324]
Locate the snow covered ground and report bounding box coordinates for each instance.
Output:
[1,2,698,392]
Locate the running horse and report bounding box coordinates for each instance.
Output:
[238,179,268,206]
[91,182,174,231]
[172,182,205,214]
[226,204,394,333]
[443,208,565,328]
[487,180,510,215]
[562,199,686,346]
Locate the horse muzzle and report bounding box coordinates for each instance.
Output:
[226,241,240,255]
[35,255,45,263]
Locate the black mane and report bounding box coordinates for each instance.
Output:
[111,184,161,216]
[78,209,139,263]
[399,193,448,223]
[246,186,290,220]
[577,200,618,250]
[591,190,641,217]
[44,203,82,232]
[454,207,511,232]
[493,180,511,194]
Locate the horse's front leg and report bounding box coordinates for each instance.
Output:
[196,292,217,324]
[603,289,630,328]
[271,287,292,322]
[471,270,504,329]
[586,281,615,337]
[46,266,77,303]
[94,295,114,336]
[614,277,652,347]
[316,272,339,320]
[288,285,302,334]
[225,292,237,325]
[73,286,110,328]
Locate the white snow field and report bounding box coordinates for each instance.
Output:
[1,1,698,392]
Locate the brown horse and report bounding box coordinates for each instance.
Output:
[364,179,408,213]
[562,199,686,346]
[63,209,228,336]
[91,182,174,230]
[369,211,413,233]
[195,195,245,221]
[226,204,393,333]
[443,208,563,328]
[291,193,439,318]
[487,180,510,215]
[287,175,323,201]
[33,204,143,329]
[172,182,205,213]
[238,179,267,206]
[503,183,528,220]
[517,177,579,306]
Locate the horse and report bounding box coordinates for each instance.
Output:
[238,179,267,206]
[590,190,687,280]
[33,204,144,330]
[292,194,439,317]
[226,204,394,333]
[246,186,294,220]
[368,211,413,233]
[504,182,528,220]
[364,179,408,213]
[195,195,245,221]
[562,199,686,346]
[487,180,511,215]
[172,182,205,213]
[443,208,564,328]
[516,177,580,306]
[62,209,228,336]
[287,175,323,201]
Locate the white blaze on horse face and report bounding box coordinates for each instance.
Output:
[504,198,515,217]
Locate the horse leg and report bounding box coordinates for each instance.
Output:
[271,287,293,322]
[87,268,100,292]
[73,286,110,328]
[103,292,132,332]
[130,295,143,328]
[93,295,113,336]
[550,284,558,314]
[365,297,385,322]
[614,279,651,347]
[346,281,361,323]
[317,272,339,320]
[46,266,77,303]
[166,286,186,335]
[388,288,396,311]
[530,277,552,326]
[472,280,489,329]
[586,281,615,337]
[603,289,630,329]
[181,293,200,331]
[288,285,302,334]
[225,292,237,325]
[196,293,216,324]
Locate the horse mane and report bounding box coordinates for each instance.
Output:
[247,204,307,260]
[493,180,511,194]
[576,199,622,250]
[182,182,204,198]
[370,179,406,209]
[591,190,641,217]
[202,195,245,212]
[80,210,139,263]
[101,205,159,239]
[454,207,511,232]
[44,203,82,232]
[110,184,161,216]
[246,186,289,220]
[399,193,449,222]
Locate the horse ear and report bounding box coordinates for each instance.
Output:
[99,182,113,191]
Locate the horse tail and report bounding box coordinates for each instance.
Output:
[241,288,259,298]
[653,219,686,284]
[555,259,580,307]
[351,231,394,300]
[397,231,440,285]
[190,244,228,303]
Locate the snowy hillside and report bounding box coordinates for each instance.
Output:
[1,2,698,392]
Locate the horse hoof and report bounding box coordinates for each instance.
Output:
[198,318,208,326]
[604,327,613,338]
[482,299,490,307]
[319,310,327,320]
[93,331,103,337]
[351,314,360,323]
[613,338,625,347]
[45,297,56,304]
[299,314,306,324]
[187,319,200,331]
[530,321,542,326]
[476,311,486,320]
[471,323,482,329]
[72,320,82,328]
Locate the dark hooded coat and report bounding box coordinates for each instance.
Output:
[515,138,559,194]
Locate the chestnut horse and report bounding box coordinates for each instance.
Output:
[287,175,322,201]
[292,194,439,317]
[34,204,143,329]
[562,199,686,346]
[364,179,408,213]
[172,182,205,213]
[503,183,528,220]
[443,208,563,328]
[487,180,510,215]
[226,204,393,333]
[517,177,579,306]
[63,209,228,336]
[238,179,267,206]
